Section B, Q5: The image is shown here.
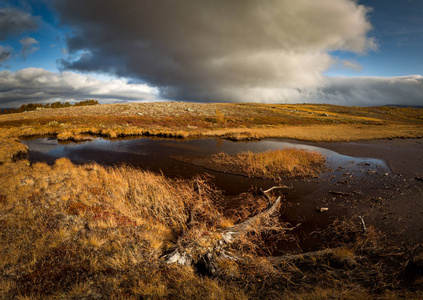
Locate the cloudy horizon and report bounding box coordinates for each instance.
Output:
[0,0,422,108]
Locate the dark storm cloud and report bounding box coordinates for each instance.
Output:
[0,7,39,41]
[55,0,375,102]
[0,68,158,108]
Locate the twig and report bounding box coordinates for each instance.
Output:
[262,185,292,194]
[280,222,302,231]
[261,185,291,205]
[358,216,367,233]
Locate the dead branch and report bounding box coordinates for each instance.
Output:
[267,247,344,264]
[165,186,304,273]
[261,185,291,205]
[261,185,292,195]
[279,222,302,231]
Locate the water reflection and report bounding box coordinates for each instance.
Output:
[23,137,388,169]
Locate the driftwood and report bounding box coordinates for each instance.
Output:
[221,196,281,243]
[165,197,282,272]
[165,186,289,273]
[165,184,315,274]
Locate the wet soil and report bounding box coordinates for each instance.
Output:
[303,138,423,246]
[310,138,423,179]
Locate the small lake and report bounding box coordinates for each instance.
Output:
[23,137,391,253]
[23,137,389,176]
[23,137,389,196]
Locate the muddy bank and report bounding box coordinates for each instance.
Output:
[302,138,423,245]
[307,138,423,179]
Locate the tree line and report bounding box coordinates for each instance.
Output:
[0,100,99,114]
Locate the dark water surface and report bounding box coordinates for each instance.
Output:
[23,137,390,253]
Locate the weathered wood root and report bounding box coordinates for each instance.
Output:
[221,196,281,243]
[164,191,284,272]
[164,185,309,273]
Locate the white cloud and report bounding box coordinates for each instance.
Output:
[0,68,159,107]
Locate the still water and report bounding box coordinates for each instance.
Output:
[22,137,389,179]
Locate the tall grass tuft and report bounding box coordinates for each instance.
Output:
[212,148,325,180]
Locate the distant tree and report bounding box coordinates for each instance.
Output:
[74,99,99,106]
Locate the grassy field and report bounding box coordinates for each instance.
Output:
[1,102,423,299]
[1,102,423,142]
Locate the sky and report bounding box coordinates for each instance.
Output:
[0,0,422,108]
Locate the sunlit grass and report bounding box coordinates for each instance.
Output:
[0,158,247,298]
[0,102,422,143]
[212,148,325,180]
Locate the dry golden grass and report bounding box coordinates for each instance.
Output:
[0,138,28,164]
[0,102,422,142]
[57,131,93,142]
[0,158,249,299]
[205,124,423,142]
[212,149,325,180]
[0,156,316,298]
